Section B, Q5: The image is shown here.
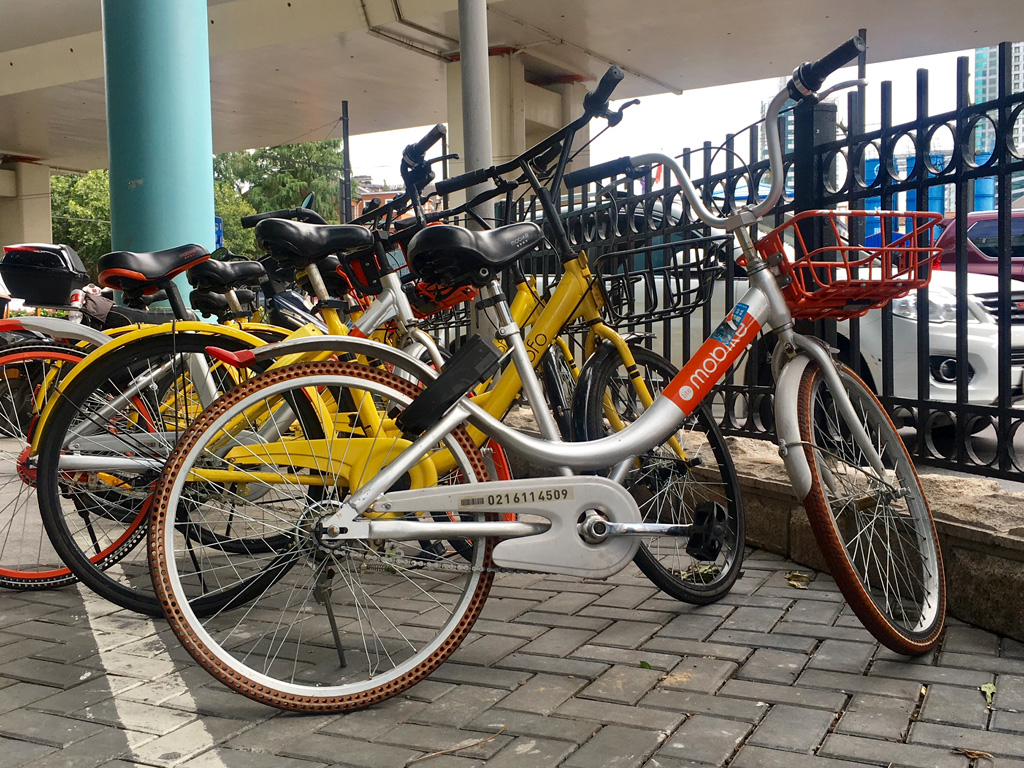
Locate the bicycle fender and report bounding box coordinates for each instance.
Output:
[774,353,814,500]
[0,316,111,350]
[570,341,616,440]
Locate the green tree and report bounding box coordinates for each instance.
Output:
[214,181,258,256]
[214,139,352,224]
[50,170,112,277]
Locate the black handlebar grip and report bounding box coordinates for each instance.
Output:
[795,36,865,94]
[434,166,493,196]
[294,207,328,225]
[563,156,634,188]
[241,209,291,228]
[406,124,447,162]
[583,66,624,115]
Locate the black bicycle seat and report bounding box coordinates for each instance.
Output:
[188,258,266,291]
[407,222,543,287]
[255,219,373,268]
[98,244,210,291]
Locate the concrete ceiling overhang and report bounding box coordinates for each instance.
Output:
[2,0,1023,171]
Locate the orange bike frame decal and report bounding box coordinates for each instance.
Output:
[663,302,762,415]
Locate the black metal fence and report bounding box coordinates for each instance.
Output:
[523,40,1024,482]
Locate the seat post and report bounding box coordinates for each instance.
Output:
[156,278,192,320]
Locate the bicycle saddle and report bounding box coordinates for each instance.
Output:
[98,244,210,291]
[407,222,544,287]
[255,219,373,268]
[188,258,266,292]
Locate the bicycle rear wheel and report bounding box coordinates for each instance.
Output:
[35,332,262,615]
[0,343,86,588]
[796,361,945,654]
[579,345,744,604]
[149,361,494,712]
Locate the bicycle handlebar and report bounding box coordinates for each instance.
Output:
[434,166,493,197]
[403,124,447,166]
[791,36,865,97]
[563,156,634,188]
[583,66,624,116]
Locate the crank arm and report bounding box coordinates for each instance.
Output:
[322,519,549,542]
[579,517,693,544]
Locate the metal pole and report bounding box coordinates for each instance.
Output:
[458,0,493,338]
[341,101,352,223]
[457,0,493,225]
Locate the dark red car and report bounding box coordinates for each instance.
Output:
[935,210,1024,278]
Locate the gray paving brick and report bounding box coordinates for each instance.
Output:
[655,714,753,765]
[821,732,968,768]
[184,747,327,768]
[806,639,875,674]
[0,656,95,689]
[589,621,662,649]
[640,689,769,723]
[467,618,545,639]
[580,665,663,705]
[225,713,334,753]
[771,621,876,644]
[467,709,601,743]
[943,624,1001,655]
[406,685,509,727]
[918,682,990,728]
[28,675,140,716]
[835,692,916,740]
[735,648,807,685]
[747,705,834,753]
[991,709,1024,734]
[486,736,577,767]
[73,698,196,735]
[780,599,843,625]
[911,720,1024,757]
[1003,638,1024,659]
[756,587,844,604]
[731,744,870,767]
[401,679,457,703]
[719,592,795,609]
[517,628,595,657]
[494,673,586,715]
[0,706,108,748]
[640,637,752,663]
[494,652,609,680]
[939,652,1024,675]
[0,736,56,767]
[717,680,847,711]
[129,716,251,767]
[515,611,611,632]
[0,682,59,716]
[533,591,600,614]
[429,662,530,690]
[320,697,427,740]
[655,613,726,642]
[448,634,527,666]
[564,725,664,768]
[710,629,816,653]
[798,668,921,699]
[658,657,737,694]
[477,597,535,622]
[721,606,785,633]
[993,673,1024,709]
[867,659,993,688]
[593,585,659,609]
[375,723,512,760]
[578,605,680,625]
[554,698,685,731]
[17,728,155,768]
[280,732,422,767]
[571,644,679,672]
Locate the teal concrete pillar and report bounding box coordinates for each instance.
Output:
[102,0,214,307]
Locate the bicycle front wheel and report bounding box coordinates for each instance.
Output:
[579,346,744,604]
[149,361,494,712]
[796,361,945,655]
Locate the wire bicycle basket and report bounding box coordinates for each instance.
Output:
[751,209,943,320]
[592,232,731,326]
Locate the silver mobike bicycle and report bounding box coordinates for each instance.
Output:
[149,36,945,713]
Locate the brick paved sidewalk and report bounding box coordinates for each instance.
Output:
[1,550,1021,767]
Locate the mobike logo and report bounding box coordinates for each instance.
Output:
[664,304,761,413]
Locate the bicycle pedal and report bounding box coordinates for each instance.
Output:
[685,501,727,561]
[416,539,449,561]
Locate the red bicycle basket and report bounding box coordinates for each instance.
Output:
[751,210,943,320]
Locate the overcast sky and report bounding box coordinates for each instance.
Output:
[347,50,976,184]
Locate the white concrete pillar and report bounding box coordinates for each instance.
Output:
[0,162,52,246]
